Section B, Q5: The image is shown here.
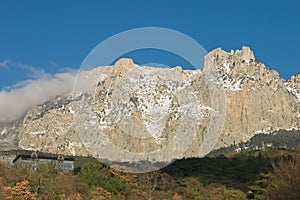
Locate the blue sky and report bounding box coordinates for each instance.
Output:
[0,0,299,90]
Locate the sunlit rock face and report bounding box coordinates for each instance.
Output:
[205,46,299,149]
[1,47,299,162]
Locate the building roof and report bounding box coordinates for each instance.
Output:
[13,153,75,163]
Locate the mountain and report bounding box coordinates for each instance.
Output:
[1,46,299,163]
[0,120,20,150]
[205,47,299,148]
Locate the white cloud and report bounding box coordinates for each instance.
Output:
[0,60,9,68]
[0,60,57,80]
[0,72,76,122]
[17,63,52,79]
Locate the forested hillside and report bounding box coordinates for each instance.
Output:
[1,148,299,199]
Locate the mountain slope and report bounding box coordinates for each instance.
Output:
[0,46,299,162]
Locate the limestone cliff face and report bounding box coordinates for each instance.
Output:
[205,47,300,149]
[0,120,20,150]
[18,95,88,156]
[2,46,299,161]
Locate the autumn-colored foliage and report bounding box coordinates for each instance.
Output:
[172,193,183,200]
[4,180,37,200]
[1,149,300,200]
[265,151,300,200]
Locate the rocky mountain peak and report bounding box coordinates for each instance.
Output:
[203,46,285,92]
[288,74,300,83]
[285,74,300,102]
[1,46,299,162]
[235,46,255,61]
[114,58,136,70]
[205,46,255,67]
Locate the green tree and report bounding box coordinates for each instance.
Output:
[79,162,126,194]
[248,173,269,199]
[29,162,62,199]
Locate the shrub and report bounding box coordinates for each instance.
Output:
[265,152,300,200]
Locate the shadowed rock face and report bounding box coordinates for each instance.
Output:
[0,120,20,150]
[1,47,299,161]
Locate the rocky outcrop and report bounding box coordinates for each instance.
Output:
[18,94,88,156]
[285,74,300,102]
[205,46,300,149]
[0,120,20,150]
[1,46,299,163]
